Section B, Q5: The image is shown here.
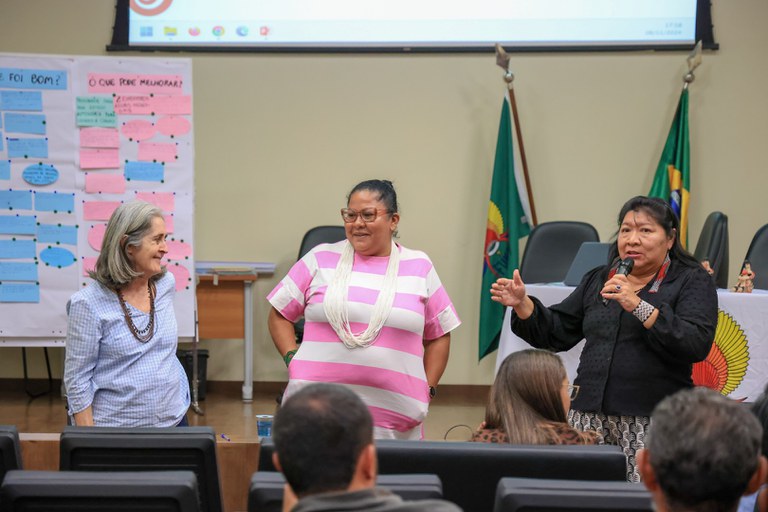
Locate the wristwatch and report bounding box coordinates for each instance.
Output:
[429,386,437,399]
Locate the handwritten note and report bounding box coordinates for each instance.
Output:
[82,256,98,276]
[124,161,164,182]
[121,119,156,141]
[34,191,75,213]
[88,73,183,95]
[0,262,38,281]
[166,240,192,261]
[40,247,76,268]
[76,96,117,128]
[37,224,78,246]
[85,172,126,194]
[0,161,10,180]
[4,113,46,135]
[156,116,191,137]
[80,148,120,169]
[0,239,36,259]
[114,95,152,115]
[22,163,59,185]
[0,91,43,111]
[0,214,36,235]
[167,263,191,291]
[0,283,40,303]
[164,215,174,233]
[0,67,67,90]
[0,190,33,210]
[7,137,48,158]
[80,127,120,148]
[87,223,107,251]
[137,141,177,162]
[135,191,174,212]
[83,200,120,221]
[151,95,192,115]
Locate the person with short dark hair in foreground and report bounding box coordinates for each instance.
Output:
[272,383,461,512]
[638,387,768,512]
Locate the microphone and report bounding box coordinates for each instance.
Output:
[602,258,634,306]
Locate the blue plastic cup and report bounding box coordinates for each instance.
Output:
[256,414,273,437]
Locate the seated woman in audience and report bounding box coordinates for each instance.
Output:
[472,349,598,445]
[738,383,768,512]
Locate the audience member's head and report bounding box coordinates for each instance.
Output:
[638,387,767,512]
[484,349,576,444]
[272,383,376,498]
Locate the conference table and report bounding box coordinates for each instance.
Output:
[497,284,768,402]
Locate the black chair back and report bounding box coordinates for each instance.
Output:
[0,426,22,485]
[693,211,729,289]
[745,224,768,290]
[520,221,600,283]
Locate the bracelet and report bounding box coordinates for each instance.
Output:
[632,300,655,323]
[283,349,297,367]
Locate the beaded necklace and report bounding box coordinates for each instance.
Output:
[116,281,157,343]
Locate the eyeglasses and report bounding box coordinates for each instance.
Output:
[565,384,580,400]
[340,207,390,224]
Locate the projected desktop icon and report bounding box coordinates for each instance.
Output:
[260,26,270,36]
[163,26,177,36]
[188,27,201,37]
[140,26,153,37]
[212,26,225,37]
[236,26,249,37]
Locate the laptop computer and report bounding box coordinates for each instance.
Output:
[563,242,610,286]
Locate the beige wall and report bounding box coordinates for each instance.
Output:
[1,1,766,385]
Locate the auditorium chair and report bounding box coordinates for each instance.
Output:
[693,211,729,289]
[519,221,600,283]
[744,223,768,290]
[0,425,22,485]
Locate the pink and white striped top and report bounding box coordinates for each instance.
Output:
[267,240,461,439]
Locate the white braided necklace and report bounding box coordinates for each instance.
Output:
[323,239,400,349]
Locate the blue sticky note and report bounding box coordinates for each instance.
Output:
[0,68,67,90]
[40,246,76,268]
[0,261,38,281]
[4,113,46,135]
[34,191,74,213]
[124,161,164,182]
[0,239,36,259]
[37,223,77,245]
[0,190,33,210]
[0,282,40,303]
[0,91,43,111]
[0,214,36,235]
[0,161,8,180]
[7,137,48,159]
[22,163,58,186]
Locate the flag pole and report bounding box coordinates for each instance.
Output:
[495,44,537,226]
[683,41,703,90]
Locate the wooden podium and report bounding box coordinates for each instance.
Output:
[195,263,275,402]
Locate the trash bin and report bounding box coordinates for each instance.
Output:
[176,349,209,401]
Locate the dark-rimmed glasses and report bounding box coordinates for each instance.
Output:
[565,384,580,400]
[340,208,389,224]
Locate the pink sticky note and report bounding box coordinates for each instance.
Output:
[83,201,121,221]
[80,127,120,148]
[166,263,191,291]
[156,116,191,137]
[165,240,192,261]
[135,191,175,212]
[85,172,126,194]
[137,142,177,163]
[80,148,120,169]
[164,215,174,233]
[121,119,156,141]
[150,95,192,115]
[88,223,107,251]
[82,257,98,276]
[114,95,152,115]
[87,73,184,95]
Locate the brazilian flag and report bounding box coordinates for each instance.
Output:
[649,89,690,248]
[479,96,532,361]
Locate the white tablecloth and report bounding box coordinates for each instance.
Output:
[497,285,768,402]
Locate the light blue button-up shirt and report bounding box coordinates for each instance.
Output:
[64,272,189,427]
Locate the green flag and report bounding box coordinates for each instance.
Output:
[479,95,532,361]
[649,88,690,248]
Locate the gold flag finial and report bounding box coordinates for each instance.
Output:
[683,41,703,88]
[495,43,514,86]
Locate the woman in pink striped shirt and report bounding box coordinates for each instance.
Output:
[267,179,461,439]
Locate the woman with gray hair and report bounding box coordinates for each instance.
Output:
[63,201,190,427]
